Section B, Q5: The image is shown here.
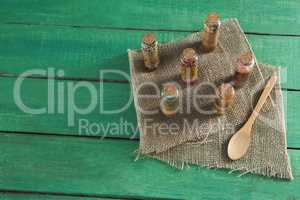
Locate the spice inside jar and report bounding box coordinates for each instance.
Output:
[202,12,221,52]
[160,82,180,117]
[141,33,160,71]
[233,52,254,87]
[214,83,235,115]
[180,48,199,84]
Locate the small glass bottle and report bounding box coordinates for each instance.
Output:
[214,83,235,115]
[181,48,199,84]
[141,33,160,71]
[202,12,221,52]
[233,52,254,87]
[160,82,180,117]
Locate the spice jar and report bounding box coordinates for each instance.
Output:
[141,33,160,71]
[202,13,221,52]
[214,83,235,115]
[181,48,199,84]
[233,52,254,87]
[160,82,180,117]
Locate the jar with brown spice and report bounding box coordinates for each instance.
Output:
[180,48,199,84]
[202,12,221,52]
[214,83,235,115]
[141,33,160,71]
[160,82,180,117]
[233,52,254,87]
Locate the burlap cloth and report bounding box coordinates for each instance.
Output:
[128,19,293,179]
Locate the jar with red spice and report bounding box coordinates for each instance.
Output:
[233,52,254,87]
[180,48,199,84]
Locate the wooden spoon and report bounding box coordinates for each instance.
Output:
[227,74,278,160]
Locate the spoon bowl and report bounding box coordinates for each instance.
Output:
[227,123,252,160]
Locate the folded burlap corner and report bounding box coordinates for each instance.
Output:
[128,19,293,179]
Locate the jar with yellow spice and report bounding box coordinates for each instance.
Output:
[141,33,160,71]
[214,83,235,115]
[160,82,180,117]
[202,12,221,52]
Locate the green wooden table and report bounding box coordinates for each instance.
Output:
[0,1,299,199]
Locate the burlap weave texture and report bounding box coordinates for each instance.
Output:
[128,19,293,179]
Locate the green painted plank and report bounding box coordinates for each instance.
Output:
[0,0,300,35]
[0,24,299,89]
[0,77,137,138]
[0,133,299,200]
[286,91,300,148]
[0,76,299,147]
[0,193,108,200]
[248,35,300,90]
[0,24,186,81]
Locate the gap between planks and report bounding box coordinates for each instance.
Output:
[2,21,300,38]
[0,72,299,92]
[0,131,298,151]
[0,189,179,200]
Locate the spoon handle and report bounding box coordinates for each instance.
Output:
[247,74,278,127]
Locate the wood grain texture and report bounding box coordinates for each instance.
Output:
[286,91,300,148]
[0,1,299,199]
[0,0,300,35]
[0,133,299,200]
[0,76,298,147]
[0,24,299,89]
[0,24,185,80]
[0,193,109,200]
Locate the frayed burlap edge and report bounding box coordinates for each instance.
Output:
[128,19,293,180]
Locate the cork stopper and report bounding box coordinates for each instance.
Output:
[240,52,253,65]
[204,12,220,33]
[181,48,197,64]
[161,82,179,101]
[205,12,220,24]
[237,52,254,73]
[143,33,156,45]
[217,83,235,102]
